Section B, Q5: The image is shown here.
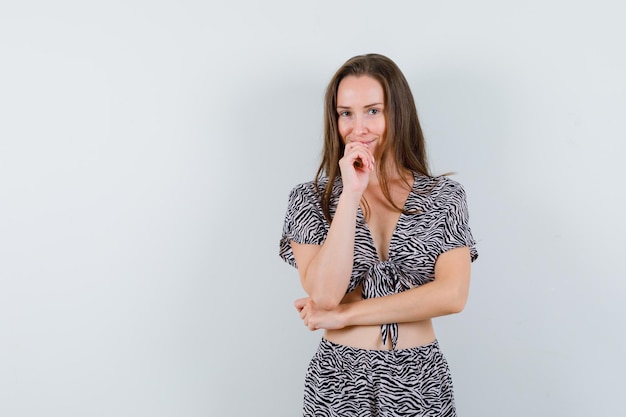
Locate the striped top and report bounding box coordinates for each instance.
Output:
[279,172,478,349]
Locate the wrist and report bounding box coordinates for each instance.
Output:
[338,191,362,208]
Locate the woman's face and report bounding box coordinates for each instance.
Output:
[336,75,386,158]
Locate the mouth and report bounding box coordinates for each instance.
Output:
[350,138,377,146]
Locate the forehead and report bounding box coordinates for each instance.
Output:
[336,75,384,105]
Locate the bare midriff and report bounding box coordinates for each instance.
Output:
[323,284,436,350]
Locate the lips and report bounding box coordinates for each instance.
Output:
[350,138,377,146]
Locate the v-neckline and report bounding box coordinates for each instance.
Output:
[358,172,416,262]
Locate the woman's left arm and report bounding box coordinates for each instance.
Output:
[295,246,471,331]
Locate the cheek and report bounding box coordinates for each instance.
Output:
[337,120,350,141]
[375,118,386,134]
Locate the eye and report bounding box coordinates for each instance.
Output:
[368,108,380,115]
[338,110,351,117]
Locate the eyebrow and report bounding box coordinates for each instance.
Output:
[336,102,384,109]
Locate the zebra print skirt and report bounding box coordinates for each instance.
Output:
[303,338,456,417]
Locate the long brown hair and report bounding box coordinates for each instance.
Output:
[315,53,432,222]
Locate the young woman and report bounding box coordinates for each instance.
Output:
[279,53,478,417]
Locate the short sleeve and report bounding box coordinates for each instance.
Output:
[278,183,328,268]
[440,183,478,262]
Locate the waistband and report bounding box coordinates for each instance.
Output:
[317,337,441,362]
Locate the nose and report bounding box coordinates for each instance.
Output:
[353,115,368,136]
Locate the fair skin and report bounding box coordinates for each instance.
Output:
[291,75,472,350]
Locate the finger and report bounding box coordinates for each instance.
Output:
[293,298,308,310]
[304,317,314,330]
[344,145,374,170]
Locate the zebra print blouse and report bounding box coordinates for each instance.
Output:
[279,172,478,349]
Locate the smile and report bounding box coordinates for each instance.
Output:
[351,138,377,146]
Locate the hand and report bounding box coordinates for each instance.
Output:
[339,142,374,194]
[294,297,346,331]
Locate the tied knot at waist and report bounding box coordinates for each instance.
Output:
[361,261,415,350]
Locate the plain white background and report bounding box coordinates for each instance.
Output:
[1,1,625,416]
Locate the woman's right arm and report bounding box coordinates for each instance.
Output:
[290,191,361,310]
[291,142,373,310]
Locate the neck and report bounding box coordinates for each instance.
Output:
[368,162,412,186]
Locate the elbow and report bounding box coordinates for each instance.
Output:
[446,286,469,314]
[301,273,346,310]
[448,297,467,314]
[310,293,342,311]
[304,280,344,310]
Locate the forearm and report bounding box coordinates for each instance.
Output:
[341,272,469,327]
[300,193,361,309]
[340,247,472,326]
